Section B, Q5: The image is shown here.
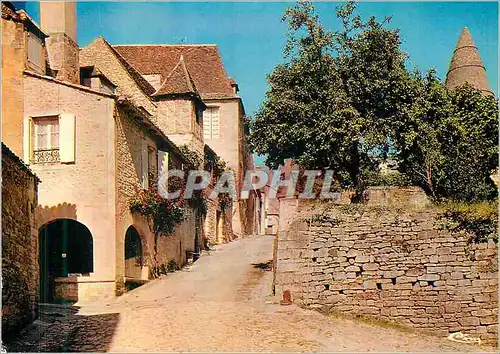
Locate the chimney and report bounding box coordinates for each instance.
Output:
[40,1,79,84]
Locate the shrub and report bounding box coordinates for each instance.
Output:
[441,200,498,243]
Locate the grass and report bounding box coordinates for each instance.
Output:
[327,310,422,335]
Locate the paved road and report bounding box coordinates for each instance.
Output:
[7,234,492,352]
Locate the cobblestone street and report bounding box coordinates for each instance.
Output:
[7,235,494,352]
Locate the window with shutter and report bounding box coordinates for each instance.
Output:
[203,110,212,140]
[31,116,60,163]
[211,107,220,139]
[148,147,157,189]
[203,107,220,140]
[27,32,44,74]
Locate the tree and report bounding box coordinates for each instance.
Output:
[250,0,498,203]
[249,0,413,199]
[396,78,498,202]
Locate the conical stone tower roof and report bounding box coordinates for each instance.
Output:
[445,27,493,96]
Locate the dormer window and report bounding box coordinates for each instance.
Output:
[80,66,116,94]
[27,32,44,74]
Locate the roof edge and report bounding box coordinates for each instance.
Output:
[24,70,116,98]
[2,143,41,182]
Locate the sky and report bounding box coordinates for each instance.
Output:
[16,1,499,164]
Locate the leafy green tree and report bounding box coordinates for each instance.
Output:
[396,77,498,202]
[250,0,498,203]
[250,0,413,199]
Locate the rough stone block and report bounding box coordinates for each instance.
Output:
[355,255,370,263]
[363,280,377,290]
[360,262,380,272]
[418,274,440,282]
[345,265,360,272]
[458,317,480,326]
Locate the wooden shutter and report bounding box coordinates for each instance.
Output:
[141,140,149,189]
[211,107,220,139]
[59,113,75,163]
[23,117,33,163]
[157,150,169,196]
[203,109,212,140]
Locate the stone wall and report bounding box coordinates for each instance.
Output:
[276,189,498,344]
[1,8,26,156]
[2,144,40,338]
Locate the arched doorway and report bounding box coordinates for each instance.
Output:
[39,219,93,303]
[124,226,143,279]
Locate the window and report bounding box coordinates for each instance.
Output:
[32,116,60,163]
[27,32,44,74]
[25,114,75,165]
[203,107,220,140]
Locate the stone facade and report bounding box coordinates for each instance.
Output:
[112,45,260,238]
[1,144,40,339]
[156,98,204,155]
[204,194,234,245]
[276,189,498,344]
[2,1,252,308]
[1,3,47,157]
[204,98,258,237]
[24,73,117,291]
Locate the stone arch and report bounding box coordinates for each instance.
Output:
[124,224,150,280]
[36,203,78,229]
[38,218,93,303]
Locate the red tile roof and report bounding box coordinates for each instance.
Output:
[105,42,156,96]
[153,55,197,97]
[113,45,236,98]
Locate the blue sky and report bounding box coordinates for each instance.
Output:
[19,1,498,117]
[17,1,498,165]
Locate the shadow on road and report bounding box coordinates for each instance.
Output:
[252,260,273,271]
[5,305,119,352]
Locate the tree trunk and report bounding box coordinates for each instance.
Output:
[349,140,366,203]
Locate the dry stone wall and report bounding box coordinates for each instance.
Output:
[2,144,40,339]
[276,196,498,344]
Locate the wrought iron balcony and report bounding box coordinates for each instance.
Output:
[32,148,60,164]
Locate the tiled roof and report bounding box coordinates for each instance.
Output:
[445,27,493,96]
[113,45,236,98]
[108,45,156,97]
[85,36,156,96]
[153,55,197,97]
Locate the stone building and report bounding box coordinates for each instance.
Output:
[1,1,236,304]
[112,44,260,238]
[1,143,40,339]
[445,27,493,96]
[204,144,234,244]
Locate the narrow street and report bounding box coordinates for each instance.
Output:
[9,235,489,352]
